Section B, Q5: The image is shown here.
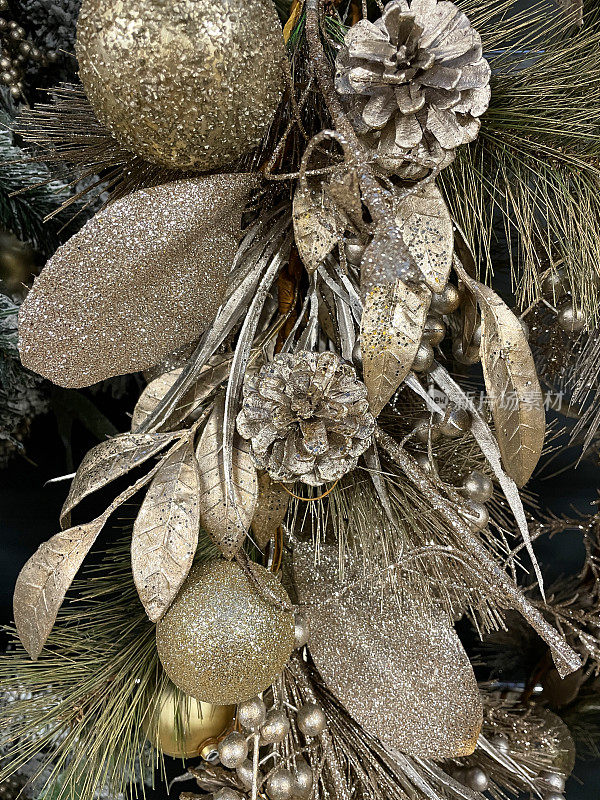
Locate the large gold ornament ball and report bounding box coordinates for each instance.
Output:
[145,684,235,759]
[75,0,287,171]
[156,559,295,705]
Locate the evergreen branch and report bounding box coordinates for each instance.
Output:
[0,127,89,256]
[441,0,600,321]
[0,532,219,800]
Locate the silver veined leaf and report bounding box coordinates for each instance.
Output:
[132,440,201,622]
[14,516,109,659]
[293,183,340,273]
[394,182,453,292]
[361,279,431,416]
[251,471,290,549]
[456,266,545,487]
[293,538,482,758]
[196,398,258,558]
[60,431,177,528]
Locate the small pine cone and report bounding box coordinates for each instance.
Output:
[335,0,491,177]
[236,351,375,486]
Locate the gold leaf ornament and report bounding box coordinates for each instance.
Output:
[293,181,341,274]
[60,431,177,528]
[19,175,258,388]
[361,280,431,416]
[455,265,545,487]
[132,440,201,622]
[292,538,482,758]
[14,517,108,659]
[14,449,173,658]
[196,398,258,558]
[251,471,290,549]
[131,356,232,432]
[394,182,453,292]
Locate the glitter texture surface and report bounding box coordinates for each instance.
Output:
[18,175,257,388]
[75,0,287,171]
[293,539,483,758]
[156,559,295,705]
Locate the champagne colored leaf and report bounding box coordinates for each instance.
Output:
[293,539,482,758]
[14,446,168,658]
[132,440,201,622]
[60,431,177,528]
[456,266,545,487]
[131,356,232,431]
[395,182,453,292]
[293,183,340,273]
[361,280,431,416]
[251,471,290,549]
[196,398,258,558]
[14,517,108,659]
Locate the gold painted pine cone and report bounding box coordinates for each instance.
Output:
[236,351,375,487]
[335,0,491,177]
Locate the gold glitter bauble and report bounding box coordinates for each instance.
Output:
[156,559,294,705]
[145,684,234,759]
[75,0,286,171]
[18,175,256,388]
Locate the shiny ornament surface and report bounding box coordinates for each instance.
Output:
[236,695,267,731]
[260,709,290,743]
[76,0,286,171]
[145,684,234,758]
[266,767,295,800]
[156,559,294,705]
[217,731,248,768]
[19,176,256,387]
[292,759,314,798]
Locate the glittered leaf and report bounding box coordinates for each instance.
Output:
[19,175,257,388]
[457,269,545,487]
[361,280,431,416]
[60,431,176,528]
[131,356,232,432]
[394,182,453,292]
[251,471,290,549]
[360,224,419,298]
[14,517,108,659]
[196,399,258,558]
[293,539,482,758]
[132,440,201,622]
[293,183,340,273]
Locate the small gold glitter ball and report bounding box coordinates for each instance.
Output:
[144,684,234,759]
[75,0,286,171]
[156,559,294,705]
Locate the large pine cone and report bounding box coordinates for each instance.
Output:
[236,351,375,486]
[335,0,491,177]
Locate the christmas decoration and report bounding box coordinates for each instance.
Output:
[293,537,482,758]
[155,559,295,704]
[18,175,257,387]
[237,351,375,486]
[335,0,491,176]
[144,684,235,759]
[3,0,600,799]
[75,0,286,170]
